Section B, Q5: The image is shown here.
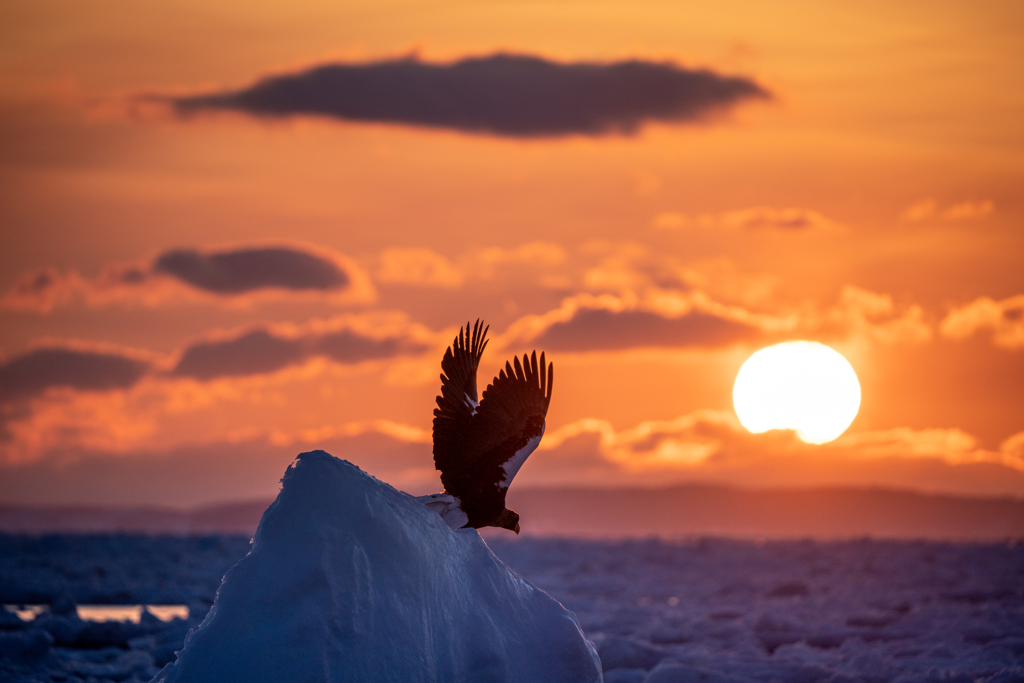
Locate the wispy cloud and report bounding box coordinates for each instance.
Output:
[825,287,932,345]
[653,206,839,232]
[1002,431,1024,469]
[940,294,1024,349]
[501,292,771,353]
[531,307,758,352]
[1,243,374,312]
[500,284,931,355]
[376,248,465,288]
[0,425,436,506]
[0,344,154,463]
[900,199,995,223]
[172,54,770,137]
[5,412,1022,504]
[172,320,429,381]
[0,314,437,463]
[375,242,567,289]
[527,411,1024,490]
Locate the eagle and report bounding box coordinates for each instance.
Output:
[417,320,553,534]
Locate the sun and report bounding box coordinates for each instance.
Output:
[733,341,861,444]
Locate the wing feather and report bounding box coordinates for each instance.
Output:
[466,350,553,490]
[432,320,488,492]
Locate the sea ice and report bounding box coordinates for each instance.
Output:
[3,488,1023,682]
[153,451,602,683]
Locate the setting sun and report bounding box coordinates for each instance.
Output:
[733,341,861,444]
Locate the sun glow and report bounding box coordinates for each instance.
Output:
[733,341,861,444]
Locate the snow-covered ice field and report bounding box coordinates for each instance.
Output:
[490,537,1024,682]
[1,533,1022,682]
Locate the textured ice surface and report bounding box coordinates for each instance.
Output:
[155,451,601,683]
[488,536,1024,682]
[2,500,1024,682]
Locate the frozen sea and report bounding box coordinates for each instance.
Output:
[1,533,1022,682]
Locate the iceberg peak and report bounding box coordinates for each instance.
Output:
[154,450,602,683]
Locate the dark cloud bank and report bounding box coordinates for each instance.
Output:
[0,348,148,403]
[152,247,349,294]
[174,54,770,137]
[172,328,424,381]
[3,245,359,313]
[0,327,424,402]
[533,308,759,352]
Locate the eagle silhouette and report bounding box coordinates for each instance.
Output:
[417,320,553,533]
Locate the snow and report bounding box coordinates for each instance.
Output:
[153,450,602,683]
[488,536,1024,682]
[414,492,470,530]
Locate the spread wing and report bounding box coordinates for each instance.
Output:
[466,350,553,491]
[432,320,488,491]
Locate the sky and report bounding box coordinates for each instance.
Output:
[1,0,1022,506]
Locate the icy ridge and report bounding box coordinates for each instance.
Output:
[153,450,602,683]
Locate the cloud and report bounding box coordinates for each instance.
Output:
[653,207,838,232]
[835,427,984,461]
[569,246,929,350]
[578,244,788,304]
[900,199,995,223]
[675,259,780,307]
[521,411,1024,494]
[503,281,932,356]
[0,346,149,404]
[0,314,438,464]
[153,246,349,293]
[172,330,307,380]
[1,243,374,312]
[317,329,414,364]
[470,242,566,277]
[3,240,571,311]
[502,291,772,353]
[172,53,770,137]
[6,408,1024,506]
[532,307,758,352]
[826,286,932,345]
[0,268,79,313]
[0,317,429,402]
[939,294,1024,349]
[539,411,739,474]
[376,248,464,288]
[171,319,432,381]
[374,242,567,289]
[0,425,435,506]
[1001,431,1024,469]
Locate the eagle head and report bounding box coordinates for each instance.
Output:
[495,508,520,535]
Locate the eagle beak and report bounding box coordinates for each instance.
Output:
[513,522,520,535]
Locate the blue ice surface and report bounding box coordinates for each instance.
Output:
[1,533,1023,682]
[151,452,601,683]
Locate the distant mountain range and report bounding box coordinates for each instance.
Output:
[507,485,1024,539]
[1,484,1022,539]
[0,500,272,536]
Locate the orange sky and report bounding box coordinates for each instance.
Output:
[1,0,1022,505]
